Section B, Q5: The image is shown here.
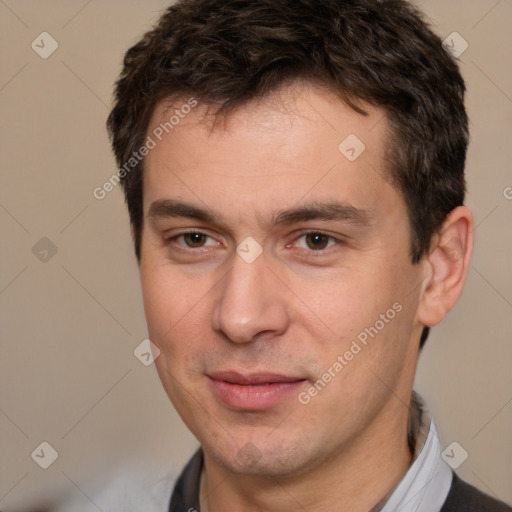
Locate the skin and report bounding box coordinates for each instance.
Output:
[139,82,474,512]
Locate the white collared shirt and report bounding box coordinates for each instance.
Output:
[379,414,453,511]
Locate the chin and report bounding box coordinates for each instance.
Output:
[202,432,321,478]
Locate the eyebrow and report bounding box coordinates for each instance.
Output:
[147,199,375,230]
[272,201,374,227]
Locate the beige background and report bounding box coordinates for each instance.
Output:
[1,0,511,510]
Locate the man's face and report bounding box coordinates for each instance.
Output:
[140,83,425,477]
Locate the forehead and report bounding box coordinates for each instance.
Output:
[142,82,399,227]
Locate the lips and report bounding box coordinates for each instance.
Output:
[208,371,304,385]
[207,370,307,410]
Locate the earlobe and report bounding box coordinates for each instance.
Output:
[417,206,474,328]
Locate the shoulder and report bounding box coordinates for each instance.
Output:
[441,472,512,512]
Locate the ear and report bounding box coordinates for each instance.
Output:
[417,206,474,327]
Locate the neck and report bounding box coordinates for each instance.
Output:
[199,395,416,512]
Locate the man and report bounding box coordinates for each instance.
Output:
[104,0,511,510]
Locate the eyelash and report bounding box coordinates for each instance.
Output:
[164,230,343,255]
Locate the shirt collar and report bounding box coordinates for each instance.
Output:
[371,390,453,512]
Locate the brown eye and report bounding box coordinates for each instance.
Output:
[305,233,330,250]
[183,233,208,247]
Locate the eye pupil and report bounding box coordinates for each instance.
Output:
[184,233,206,247]
[306,233,329,250]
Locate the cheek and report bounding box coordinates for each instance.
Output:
[140,263,190,344]
[140,271,171,341]
[139,261,217,370]
[289,265,391,341]
[293,258,416,379]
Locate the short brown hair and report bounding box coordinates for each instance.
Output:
[107,0,469,348]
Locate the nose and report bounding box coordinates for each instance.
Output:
[211,247,290,344]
